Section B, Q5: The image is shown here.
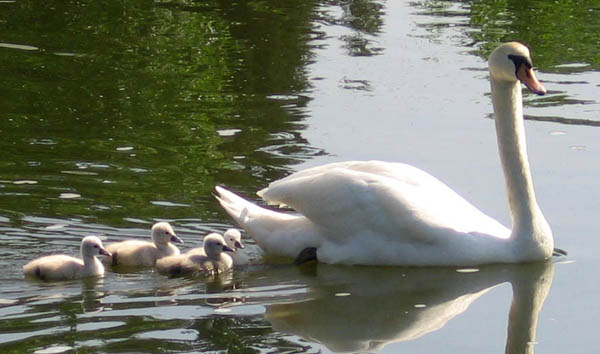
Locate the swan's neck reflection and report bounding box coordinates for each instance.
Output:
[506,263,553,354]
[264,263,554,353]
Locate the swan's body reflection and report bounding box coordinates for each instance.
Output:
[265,263,553,353]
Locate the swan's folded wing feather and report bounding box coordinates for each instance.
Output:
[258,161,429,196]
[259,164,509,242]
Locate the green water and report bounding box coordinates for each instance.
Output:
[0,0,319,225]
[1,0,599,353]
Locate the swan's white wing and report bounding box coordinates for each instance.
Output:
[259,161,509,243]
[259,161,433,189]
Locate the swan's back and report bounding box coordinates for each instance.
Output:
[259,161,509,241]
[217,161,512,265]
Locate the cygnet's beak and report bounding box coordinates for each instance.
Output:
[223,245,234,252]
[234,241,244,249]
[99,247,112,257]
[170,234,183,244]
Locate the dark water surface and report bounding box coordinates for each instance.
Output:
[1,0,599,353]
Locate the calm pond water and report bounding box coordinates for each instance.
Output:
[1,0,599,352]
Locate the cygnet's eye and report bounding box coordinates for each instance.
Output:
[93,245,99,248]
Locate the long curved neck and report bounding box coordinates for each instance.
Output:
[491,79,552,257]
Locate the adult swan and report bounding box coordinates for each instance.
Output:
[216,42,555,266]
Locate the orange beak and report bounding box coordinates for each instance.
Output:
[516,64,546,95]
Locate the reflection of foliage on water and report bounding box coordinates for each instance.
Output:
[0,0,390,223]
[320,0,386,56]
[469,0,600,70]
[414,0,600,70]
[193,316,317,353]
[0,0,322,224]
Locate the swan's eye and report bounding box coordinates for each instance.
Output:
[507,54,533,78]
[94,245,99,248]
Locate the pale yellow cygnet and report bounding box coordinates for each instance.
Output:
[104,222,183,267]
[156,233,233,276]
[23,236,111,281]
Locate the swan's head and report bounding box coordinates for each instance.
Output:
[488,42,546,95]
[151,222,183,245]
[203,233,234,258]
[223,229,244,250]
[81,236,111,258]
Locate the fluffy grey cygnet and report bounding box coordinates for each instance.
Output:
[23,236,111,280]
[104,222,183,267]
[156,233,233,276]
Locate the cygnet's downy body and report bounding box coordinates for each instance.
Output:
[23,236,111,281]
[156,233,233,276]
[104,222,183,267]
[187,229,248,265]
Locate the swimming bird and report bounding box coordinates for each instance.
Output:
[215,42,555,266]
[156,233,234,276]
[222,229,248,265]
[104,222,183,267]
[23,236,111,280]
[184,229,248,265]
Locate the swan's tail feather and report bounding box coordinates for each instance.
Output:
[215,186,256,226]
[215,186,315,259]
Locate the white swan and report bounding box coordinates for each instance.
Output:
[156,233,234,276]
[23,236,111,280]
[215,42,554,266]
[104,222,183,267]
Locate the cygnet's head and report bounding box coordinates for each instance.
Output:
[223,229,244,251]
[203,233,234,258]
[151,222,183,245]
[488,42,546,95]
[81,236,111,258]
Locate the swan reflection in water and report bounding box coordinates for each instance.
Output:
[265,262,554,353]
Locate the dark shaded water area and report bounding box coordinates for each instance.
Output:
[1,0,599,352]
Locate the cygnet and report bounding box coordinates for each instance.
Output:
[156,233,233,276]
[23,236,111,281]
[187,229,248,265]
[220,229,249,265]
[104,222,183,267]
